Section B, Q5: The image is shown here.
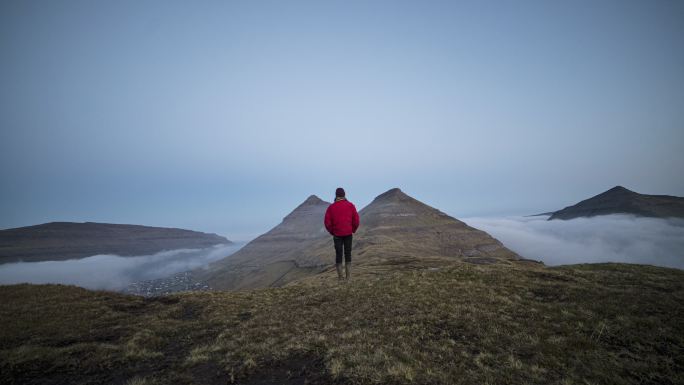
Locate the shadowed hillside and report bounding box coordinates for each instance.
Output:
[0,222,231,264]
[548,186,684,220]
[1,262,682,384]
[196,195,332,290]
[198,188,523,290]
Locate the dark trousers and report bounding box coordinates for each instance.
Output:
[333,235,353,264]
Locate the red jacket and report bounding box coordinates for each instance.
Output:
[324,199,360,236]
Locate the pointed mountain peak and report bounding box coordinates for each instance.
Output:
[302,194,326,205]
[373,187,410,202]
[282,194,329,223]
[606,185,632,193]
[290,194,328,212]
[362,188,447,218]
[600,186,636,197]
[546,185,684,220]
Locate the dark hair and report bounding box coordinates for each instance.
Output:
[335,187,345,197]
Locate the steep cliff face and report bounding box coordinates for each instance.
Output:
[0,222,230,263]
[200,189,521,291]
[548,186,684,220]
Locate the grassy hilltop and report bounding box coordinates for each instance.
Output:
[1,262,682,385]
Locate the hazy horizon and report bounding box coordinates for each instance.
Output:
[2,212,682,292]
[1,185,681,242]
[2,1,683,241]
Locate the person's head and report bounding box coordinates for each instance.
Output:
[335,187,345,198]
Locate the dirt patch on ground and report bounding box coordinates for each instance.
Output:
[147,296,180,305]
[188,361,227,385]
[240,354,330,385]
[178,302,202,320]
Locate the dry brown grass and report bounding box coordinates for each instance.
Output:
[1,262,683,384]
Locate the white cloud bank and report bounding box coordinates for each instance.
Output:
[3,214,682,292]
[463,215,684,270]
[0,243,243,291]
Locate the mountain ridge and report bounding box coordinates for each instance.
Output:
[0,222,231,264]
[198,188,523,290]
[548,186,684,220]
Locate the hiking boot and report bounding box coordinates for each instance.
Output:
[336,264,344,281]
[345,263,351,281]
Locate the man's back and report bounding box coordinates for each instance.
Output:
[324,199,360,237]
[325,187,359,281]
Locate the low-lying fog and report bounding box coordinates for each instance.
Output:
[463,215,684,270]
[0,243,244,291]
[2,214,682,292]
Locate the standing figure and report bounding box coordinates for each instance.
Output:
[324,187,360,281]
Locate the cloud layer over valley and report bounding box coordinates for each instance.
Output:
[2,214,682,293]
[463,215,684,269]
[0,243,243,291]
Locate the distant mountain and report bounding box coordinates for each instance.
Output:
[548,186,684,220]
[0,222,230,264]
[199,188,522,290]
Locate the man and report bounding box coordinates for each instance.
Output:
[324,187,360,281]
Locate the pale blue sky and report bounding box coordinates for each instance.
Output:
[1,0,683,241]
